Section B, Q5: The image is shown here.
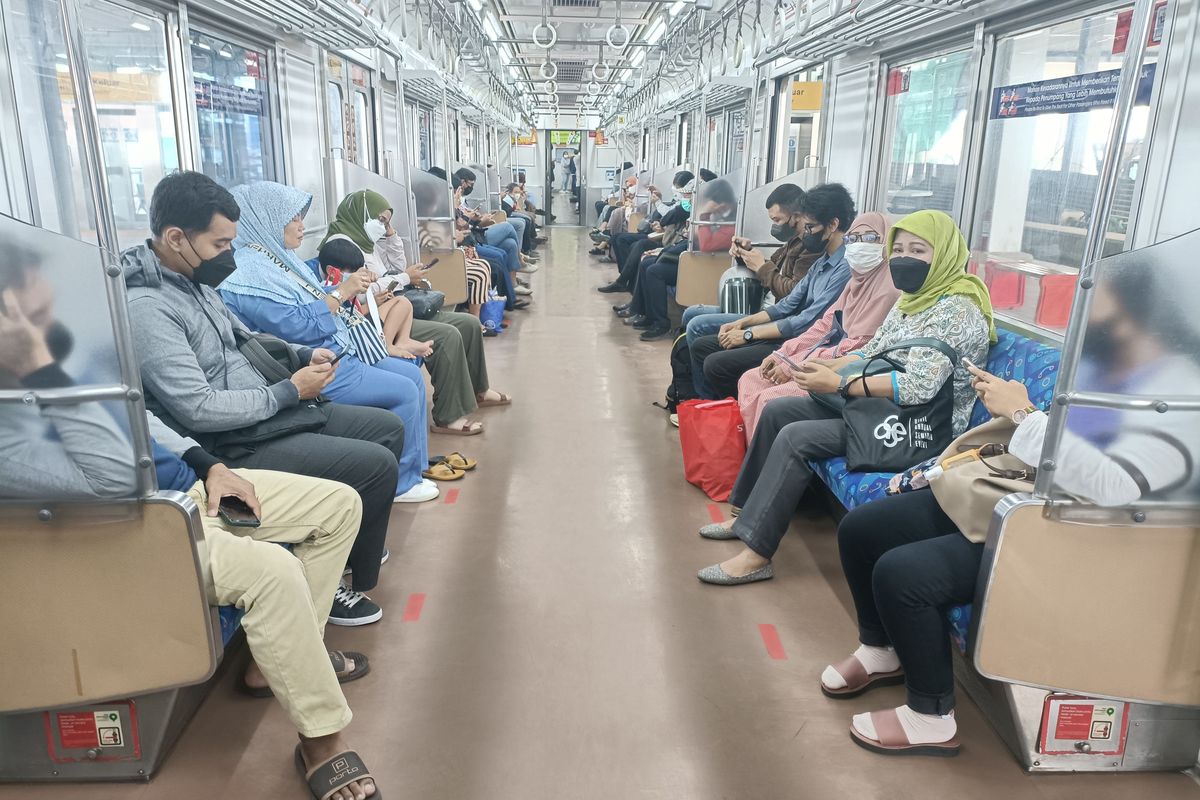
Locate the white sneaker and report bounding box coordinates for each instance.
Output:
[515,285,533,296]
[394,478,440,503]
[517,263,540,274]
[670,413,680,428]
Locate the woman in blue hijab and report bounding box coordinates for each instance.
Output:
[220,181,438,503]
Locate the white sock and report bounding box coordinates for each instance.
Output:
[853,706,957,744]
[821,644,900,690]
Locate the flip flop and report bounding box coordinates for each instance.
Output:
[422,462,465,481]
[821,654,905,699]
[294,744,382,800]
[431,452,478,471]
[476,391,512,408]
[849,709,961,757]
[241,650,370,698]
[431,421,484,436]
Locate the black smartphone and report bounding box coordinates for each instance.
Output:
[774,351,803,371]
[423,257,441,270]
[218,496,260,527]
[329,351,346,365]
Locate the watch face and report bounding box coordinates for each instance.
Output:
[1012,409,1029,424]
[743,330,754,341]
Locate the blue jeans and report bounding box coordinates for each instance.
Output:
[475,243,516,309]
[685,305,743,398]
[506,215,528,250]
[483,226,521,272]
[325,353,429,495]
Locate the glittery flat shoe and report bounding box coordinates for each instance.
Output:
[698,523,737,540]
[697,563,774,585]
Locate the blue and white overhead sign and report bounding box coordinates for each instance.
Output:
[990,63,1156,119]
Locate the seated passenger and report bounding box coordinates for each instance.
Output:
[217,181,438,500]
[316,238,434,359]
[689,183,856,399]
[455,168,539,257]
[696,209,994,585]
[322,190,512,435]
[500,181,542,248]
[0,261,381,799]
[826,267,1200,756]
[122,171,407,618]
[601,171,694,292]
[737,212,900,437]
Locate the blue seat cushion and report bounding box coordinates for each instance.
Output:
[219,606,244,647]
[807,328,1061,654]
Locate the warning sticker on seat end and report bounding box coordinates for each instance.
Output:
[56,710,123,749]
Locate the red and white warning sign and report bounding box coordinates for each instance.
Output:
[46,703,140,762]
[1039,695,1129,756]
[55,710,123,748]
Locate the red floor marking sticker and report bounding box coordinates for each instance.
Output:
[402,593,426,622]
[444,489,459,505]
[706,503,724,524]
[759,624,787,660]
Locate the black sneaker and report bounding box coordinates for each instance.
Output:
[329,584,383,626]
[597,282,628,294]
[640,323,672,341]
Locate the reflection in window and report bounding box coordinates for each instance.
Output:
[781,65,824,177]
[327,82,344,157]
[80,0,178,248]
[727,109,747,173]
[192,32,272,187]
[970,7,1157,333]
[880,50,974,217]
[2,0,95,240]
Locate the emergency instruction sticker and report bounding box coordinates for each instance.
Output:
[56,709,123,749]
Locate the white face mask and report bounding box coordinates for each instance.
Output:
[845,242,885,274]
[363,217,387,242]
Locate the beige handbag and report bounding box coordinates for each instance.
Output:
[929,417,1038,544]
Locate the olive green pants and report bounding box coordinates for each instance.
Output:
[411,310,489,426]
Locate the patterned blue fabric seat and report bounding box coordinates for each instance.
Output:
[219,606,245,647]
[807,329,1061,651]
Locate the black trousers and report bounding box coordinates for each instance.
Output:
[611,232,647,278]
[620,238,661,287]
[223,402,402,592]
[691,335,779,399]
[629,255,658,316]
[837,491,984,714]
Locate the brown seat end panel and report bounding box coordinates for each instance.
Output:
[0,499,216,713]
[975,502,1200,706]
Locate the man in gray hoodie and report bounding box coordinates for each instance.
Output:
[121,171,402,625]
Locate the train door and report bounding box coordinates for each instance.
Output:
[546,129,582,225]
[324,53,376,171]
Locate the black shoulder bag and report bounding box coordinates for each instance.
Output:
[816,337,960,473]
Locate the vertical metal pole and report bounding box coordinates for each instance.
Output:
[1033,0,1157,500]
[395,61,420,246]
[57,0,156,496]
[441,79,453,215]
[735,68,761,238]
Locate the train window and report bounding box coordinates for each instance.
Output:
[2,0,96,240]
[878,49,974,218]
[191,31,273,187]
[969,6,1159,332]
[727,107,747,173]
[327,82,345,157]
[677,114,690,166]
[773,66,824,179]
[707,113,725,173]
[353,91,371,168]
[80,0,178,249]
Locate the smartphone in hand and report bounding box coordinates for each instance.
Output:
[774,351,803,371]
[218,496,260,528]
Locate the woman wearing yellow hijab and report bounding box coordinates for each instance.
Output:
[695,209,992,587]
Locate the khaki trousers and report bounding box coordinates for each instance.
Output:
[188,469,361,737]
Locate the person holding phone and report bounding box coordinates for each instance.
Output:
[321,189,512,436]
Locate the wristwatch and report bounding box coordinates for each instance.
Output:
[1010,405,1038,425]
[837,375,851,399]
[331,288,344,302]
[743,329,755,343]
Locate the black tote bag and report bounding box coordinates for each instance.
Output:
[839,338,960,473]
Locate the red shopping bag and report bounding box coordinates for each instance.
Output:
[678,399,747,502]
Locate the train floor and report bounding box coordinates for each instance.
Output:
[9,228,1199,800]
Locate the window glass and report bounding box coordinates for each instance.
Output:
[707,113,725,173]
[80,0,178,248]
[970,6,1160,333]
[781,65,824,176]
[879,49,974,217]
[2,0,96,240]
[327,82,344,157]
[353,91,371,168]
[192,31,272,187]
[727,108,747,173]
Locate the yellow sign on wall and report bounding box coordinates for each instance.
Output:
[511,129,538,146]
[791,81,824,112]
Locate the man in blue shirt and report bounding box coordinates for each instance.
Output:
[689,183,856,399]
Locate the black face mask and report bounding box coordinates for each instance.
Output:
[801,228,827,253]
[45,321,74,362]
[771,222,798,243]
[889,256,932,293]
[191,247,238,289]
[1081,321,1120,361]
[463,184,475,196]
